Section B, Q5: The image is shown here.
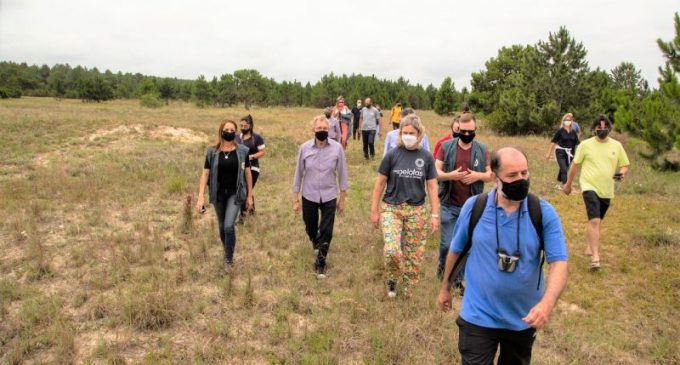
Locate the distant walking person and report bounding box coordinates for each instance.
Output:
[545,113,579,189]
[359,97,382,160]
[293,115,348,278]
[370,114,439,298]
[563,115,629,272]
[390,101,403,130]
[433,104,469,158]
[324,107,342,143]
[351,99,362,140]
[435,112,492,284]
[383,108,430,156]
[237,115,265,218]
[438,147,568,365]
[332,96,352,149]
[196,119,253,271]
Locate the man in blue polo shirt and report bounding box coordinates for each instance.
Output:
[437,147,568,365]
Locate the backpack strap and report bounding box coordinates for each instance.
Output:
[447,193,488,287]
[527,193,544,290]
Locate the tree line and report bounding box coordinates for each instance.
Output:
[1,13,678,170]
[0,62,439,110]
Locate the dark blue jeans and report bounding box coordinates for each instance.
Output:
[214,193,240,263]
[439,204,462,268]
[362,130,376,159]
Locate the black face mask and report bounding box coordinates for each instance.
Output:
[241,128,251,134]
[324,113,331,119]
[222,131,236,141]
[499,178,530,201]
[596,129,609,139]
[459,132,475,144]
[366,104,372,108]
[315,130,328,141]
[453,132,461,138]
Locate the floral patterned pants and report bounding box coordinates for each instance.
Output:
[381,202,428,295]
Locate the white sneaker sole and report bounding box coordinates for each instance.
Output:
[387,291,397,298]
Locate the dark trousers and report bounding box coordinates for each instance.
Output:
[362,130,376,159]
[302,197,337,268]
[457,317,536,365]
[214,193,240,263]
[353,120,360,139]
[392,122,399,130]
[240,170,259,215]
[555,149,571,184]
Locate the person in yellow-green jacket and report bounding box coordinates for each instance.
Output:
[390,101,403,130]
[562,115,630,272]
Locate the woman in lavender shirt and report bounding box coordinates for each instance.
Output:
[292,115,348,278]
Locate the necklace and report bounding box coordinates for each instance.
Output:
[222,149,234,159]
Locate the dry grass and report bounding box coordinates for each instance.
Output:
[0,97,679,364]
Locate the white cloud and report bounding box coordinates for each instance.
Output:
[1,0,678,87]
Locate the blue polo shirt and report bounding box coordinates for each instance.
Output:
[449,189,567,330]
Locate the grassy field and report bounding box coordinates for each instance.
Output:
[0,97,679,364]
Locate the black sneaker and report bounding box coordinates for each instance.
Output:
[387,280,397,298]
[315,264,326,279]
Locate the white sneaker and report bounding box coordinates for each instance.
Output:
[387,280,397,298]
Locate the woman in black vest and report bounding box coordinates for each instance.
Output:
[197,119,253,271]
[545,113,580,188]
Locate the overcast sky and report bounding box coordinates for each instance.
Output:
[1,0,678,88]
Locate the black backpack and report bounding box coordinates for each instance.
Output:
[447,193,545,290]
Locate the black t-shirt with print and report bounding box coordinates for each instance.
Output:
[378,147,437,206]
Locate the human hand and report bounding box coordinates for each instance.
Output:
[545,154,551,160]
[522,300,555,329]
[562,185,572,195]
[196,197,205,214]
[370,210,380,229]
[293,200,301,214]
[437,288,452,312]
[430,216,439,233]
[245,196,254,210]
[450,167,468,181]
[337,198,346,215]
[461,169,479,185]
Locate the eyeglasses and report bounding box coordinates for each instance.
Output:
[459,129,475,135]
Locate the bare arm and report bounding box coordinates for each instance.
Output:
[427,178,440,233]
[196,169,210,212]
[250,149,265,160]
[437,250,460,312]
[562,163,580,195]
[545,143,556,159]
[370,174,388,228]
[522,260,568,329]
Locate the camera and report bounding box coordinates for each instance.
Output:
[497,249,520,273]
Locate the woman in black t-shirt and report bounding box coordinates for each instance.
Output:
[237,115,266,217]
[545,113,580,187]
[197,119,253,271]
[370,114,440,298]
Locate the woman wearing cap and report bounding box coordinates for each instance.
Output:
[196,119,253,271]
[545,113,580,189]
[237,114,265,217]
[370,114,439,298]
[332,96,353,149]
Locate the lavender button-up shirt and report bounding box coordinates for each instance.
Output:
[293,138,348,203]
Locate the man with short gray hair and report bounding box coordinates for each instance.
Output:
[358,97,382,160]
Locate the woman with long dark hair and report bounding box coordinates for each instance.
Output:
[237,114,265,217]
[196,119,253,271]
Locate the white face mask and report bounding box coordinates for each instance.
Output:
[402,134,418,149]
[564,121,572,127]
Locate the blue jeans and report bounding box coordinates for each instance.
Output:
[214,193,240,263]
[439,204,462,268]
[362,130,376,158]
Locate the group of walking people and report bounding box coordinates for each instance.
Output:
[195,101,630,364]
